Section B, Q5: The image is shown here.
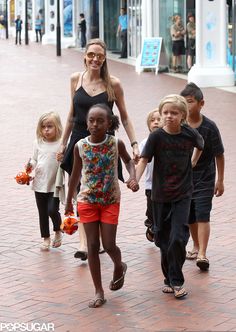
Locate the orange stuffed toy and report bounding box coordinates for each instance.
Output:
[60,213,78,235]
[15,163,33,185]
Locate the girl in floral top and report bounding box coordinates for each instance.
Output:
[65,103,139,308]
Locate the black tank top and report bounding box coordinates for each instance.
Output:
[73,74,114,132]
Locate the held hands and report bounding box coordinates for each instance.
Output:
[126,177,139,192]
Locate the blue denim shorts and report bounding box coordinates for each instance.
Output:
[188,197,212,224]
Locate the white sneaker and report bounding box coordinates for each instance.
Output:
[52,231,63,248]
[40,237,51,251]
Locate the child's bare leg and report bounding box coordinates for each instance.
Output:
[100,223,124,282]
[83,222,104,301]
[197,222,210,258]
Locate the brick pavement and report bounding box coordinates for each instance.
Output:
[0,39,236,332]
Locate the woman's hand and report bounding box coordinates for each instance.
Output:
[56,144,66,162]
[132,144,140,164]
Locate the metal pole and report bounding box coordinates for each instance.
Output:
[5,0,8,39]
[232,0,235,71]
[25,0,29,45]
[56,0,61,56]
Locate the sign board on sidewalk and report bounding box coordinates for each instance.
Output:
[139,37,162,74]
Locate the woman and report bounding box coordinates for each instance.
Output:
[58,38,139,259]
[186,13,195,70]
[170,15,186,73]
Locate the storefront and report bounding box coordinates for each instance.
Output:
[227,0,236,77]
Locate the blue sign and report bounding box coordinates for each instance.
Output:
[140,37,162,70]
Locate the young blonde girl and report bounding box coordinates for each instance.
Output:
[26,112,63,250]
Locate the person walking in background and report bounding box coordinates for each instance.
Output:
[35,14,43,42]
[0,15,6,39]
[65,103,139,308]
[170,14,186,73]
[130,94,204,299]
[186,13,196,70]
[26,112,64,251]
[180,82,225,271]
[57,38,139,261]
[15,15,22,45]
[78,13,86,49]
[139,109,162,242]
[117,8,128,58]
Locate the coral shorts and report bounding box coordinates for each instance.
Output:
[77,202,120,225]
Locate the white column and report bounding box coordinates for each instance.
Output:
[188,0,234,87]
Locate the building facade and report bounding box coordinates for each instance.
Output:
[1,0,236,83]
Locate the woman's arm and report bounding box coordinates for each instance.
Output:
[112,76,140,162]
[65,145,82,214]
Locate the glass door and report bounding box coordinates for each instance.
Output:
[159,0,186,68]
[103,0,120,51]
[128,0,142,58]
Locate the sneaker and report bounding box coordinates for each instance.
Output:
[40,237,51,251]
[52,231,63,248]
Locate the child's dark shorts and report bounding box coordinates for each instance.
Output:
[188,197,212,224]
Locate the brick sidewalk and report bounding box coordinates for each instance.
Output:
[1,39,236,332]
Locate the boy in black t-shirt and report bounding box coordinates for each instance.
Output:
[180,83,224,271]
[130,94,204,299]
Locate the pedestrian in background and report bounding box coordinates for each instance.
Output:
[35,14,43,42]
[131,94,204,299]
[15,15,23,45]
[180,82,225,271]
[186,13,196,70]
[65,103,139,308]
[26,112,64,251]
[58,38,139,261]
[117,8,128,58]
[170,14,186,73]
[78,13,86,49]
[0,15,6,39]
[139,109,162,243]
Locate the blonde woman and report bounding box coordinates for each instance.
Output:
[58,38,139,260]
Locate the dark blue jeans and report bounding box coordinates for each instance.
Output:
[153,198,190,287]
[35,192,61,238]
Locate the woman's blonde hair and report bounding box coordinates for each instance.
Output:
[146,108,161,131]
[36,112,63,141]
[159,94,188,124]
[84,38,116,102]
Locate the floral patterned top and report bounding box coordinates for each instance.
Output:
[77,135,120,205]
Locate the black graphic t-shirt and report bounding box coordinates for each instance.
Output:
[141,125,204,202]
